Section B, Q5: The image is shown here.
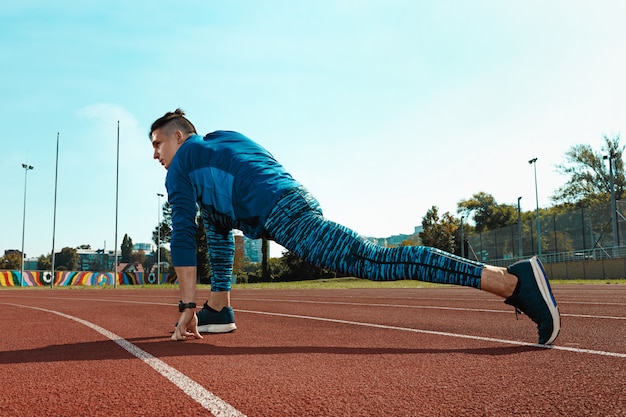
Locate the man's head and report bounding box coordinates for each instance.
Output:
[150,108,197,170]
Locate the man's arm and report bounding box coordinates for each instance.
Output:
[171,265,203,341]
[166,159,202,340]
[177,265,197,304]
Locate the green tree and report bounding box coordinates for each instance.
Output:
[37,254,51,270]
[121,234,133,263]
[196,212,210,284]
[419,206,458,253]
[55,247,79,271]
[0,252,22,270]
[552,134,625,206]
[143,246,173,277]
[152,201,172,245]
[158,246,173,271]
[130,249,146,266]
[457,192,518,232]
[261,238,270,281]
[153,202,207,282]
[276,251,334,281]
[398,234,421,247]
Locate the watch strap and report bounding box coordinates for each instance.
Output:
[178,301,197,312]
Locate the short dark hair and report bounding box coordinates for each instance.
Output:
[149,108,197,138]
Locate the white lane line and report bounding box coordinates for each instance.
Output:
[15,295,626,320]
[235,298,626,320]
[3,303,246,417]
[6,296,624,357]
[237,309,626,359]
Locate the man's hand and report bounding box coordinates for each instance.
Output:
[171,309,203,341]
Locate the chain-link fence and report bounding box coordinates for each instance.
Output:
[466,200,626,267]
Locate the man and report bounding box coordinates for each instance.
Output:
[151,109,560,345]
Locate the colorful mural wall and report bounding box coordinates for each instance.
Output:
[0,270,178,287]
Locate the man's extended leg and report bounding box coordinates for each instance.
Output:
[264,187,560,344]
[481,265,518,297]
[264,187,485,287]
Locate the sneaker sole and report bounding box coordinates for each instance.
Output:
[196,323,237,334]
[530,256,561,344]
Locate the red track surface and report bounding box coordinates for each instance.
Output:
[1,284,624,416]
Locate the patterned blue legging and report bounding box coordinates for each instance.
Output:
[263,187,484,288]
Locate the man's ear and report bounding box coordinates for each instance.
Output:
[175,130,185,144]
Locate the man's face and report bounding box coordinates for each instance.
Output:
[152,128,183,170]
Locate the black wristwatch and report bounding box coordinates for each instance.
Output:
[178,301,197,312]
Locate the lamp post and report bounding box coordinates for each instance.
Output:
[20,163,34,286]
[517,196,523,258]
[528,158,541,258]
[603,154,619,257]
[157,192,164,284]
[113,121,120,288]
[50,132,59,288]
[460,216,465,258]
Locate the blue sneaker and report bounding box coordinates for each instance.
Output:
[504,257,560,345]
[196,302,237,334]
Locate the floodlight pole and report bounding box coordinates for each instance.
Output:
[50,132,59,288]
[528,158,541,258]
[157,193,164,284]
[20,163,34,287]
[113,121,120,287]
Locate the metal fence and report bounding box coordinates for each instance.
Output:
[466,200,626,267]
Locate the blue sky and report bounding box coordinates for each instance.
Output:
[1,1,625,260]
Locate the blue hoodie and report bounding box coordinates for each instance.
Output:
[165,131,301,266]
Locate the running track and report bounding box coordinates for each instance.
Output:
[0,284,624,416]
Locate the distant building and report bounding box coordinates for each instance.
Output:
[243,237,263,262]
[133,243,152,252]
[369,225,423,247]
[2,250,37,270]
[24,257,38,270]
[76,249,120,271]
[117,262,145,273]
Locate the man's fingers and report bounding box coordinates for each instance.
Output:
[170,310,202,341]
[170,326,202,341]
[171,326,186,341]
[185,312,202,339]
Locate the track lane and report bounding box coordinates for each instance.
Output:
[0,285,624,416]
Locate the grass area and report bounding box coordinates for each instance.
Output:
[232,278,446,290]
[230,277,626,290]
[3,277,625,291]
[550,279,626,285]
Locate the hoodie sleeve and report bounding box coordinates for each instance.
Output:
[166,161,198,267]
